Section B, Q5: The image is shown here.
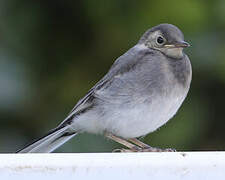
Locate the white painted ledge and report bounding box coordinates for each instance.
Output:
[0,152,225,180]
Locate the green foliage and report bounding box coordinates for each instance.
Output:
[0,0,224,152]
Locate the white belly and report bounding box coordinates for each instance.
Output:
[104,93,186,138]
[72,89,187,138]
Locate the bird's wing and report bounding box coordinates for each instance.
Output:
[60,44,151,125]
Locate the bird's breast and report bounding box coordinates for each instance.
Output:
[105,85,188,138]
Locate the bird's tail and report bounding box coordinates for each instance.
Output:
[17,125,77,153]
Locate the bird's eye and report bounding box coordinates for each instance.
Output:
[156,36,165,45]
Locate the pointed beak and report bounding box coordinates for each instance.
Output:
[174,41,190,48]
[164,41,190,48]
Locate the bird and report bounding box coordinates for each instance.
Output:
[17,23,192,153]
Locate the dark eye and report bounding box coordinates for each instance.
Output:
[156,36,164,44]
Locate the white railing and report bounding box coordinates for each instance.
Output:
[0,152,224,179]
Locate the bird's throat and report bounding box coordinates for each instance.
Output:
[162,48,184,59]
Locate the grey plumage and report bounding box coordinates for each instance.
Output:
[17,23,192,153]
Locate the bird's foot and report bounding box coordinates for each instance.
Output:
[128,138,176,152]
[113,146,142,152]
[106,133,176,153]
[138,147,176,152]
[113,147,176,152]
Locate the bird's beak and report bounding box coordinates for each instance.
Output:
[164,41,190,48]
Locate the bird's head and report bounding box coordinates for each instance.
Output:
[139,24,190,59]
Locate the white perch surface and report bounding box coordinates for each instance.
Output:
[0,152,224,180]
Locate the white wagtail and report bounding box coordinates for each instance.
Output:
[17,24,192,153]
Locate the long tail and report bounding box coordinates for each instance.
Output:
[17,125,77,153]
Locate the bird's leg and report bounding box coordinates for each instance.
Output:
[128,138,160,152]
[104,132,141,152]
[128,138,176,152]
[128,138,151,148]
[105,133,175,152]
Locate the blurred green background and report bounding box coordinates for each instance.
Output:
[0,0,225,153]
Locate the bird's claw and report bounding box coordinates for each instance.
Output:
[139,147,176,152]
[113,147,176,152]
[113,146,142,152]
